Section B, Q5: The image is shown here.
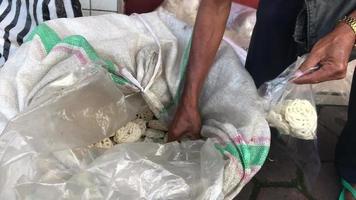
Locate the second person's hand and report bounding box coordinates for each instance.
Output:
[294,22,355,84]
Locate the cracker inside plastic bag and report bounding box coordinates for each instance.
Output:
[259,55,318,140]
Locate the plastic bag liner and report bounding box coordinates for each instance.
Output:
[258,55,321,192]
[259,55,318,140]
[2,140,223,200]
[0,64,225,199]
[0,11,270,199]
[2,64,133,153]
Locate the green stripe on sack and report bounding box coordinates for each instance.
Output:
[174,36,192,104]
[215,143,269,169]
[25,24,129,85]
[60,36,129,85]
[26,24,61,53]
[160,37,192,114]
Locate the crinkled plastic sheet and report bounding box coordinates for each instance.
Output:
[3,140,223,200]
[0,10,270,199]
[259,55,321,192]
[0,65,224,199]
[259,56,307,109]
[227,5,256,50]
[0,136,224,200]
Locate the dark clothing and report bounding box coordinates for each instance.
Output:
[336,71,356,183]
[245,0,356,184]
[294,0,356,53]
[247,0,356,87]
[246,0,304,87]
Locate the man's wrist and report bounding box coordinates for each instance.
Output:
[337,22,355,35]
[348,10,356,21]
[335,22,356,44]
[338,11,356,44]
[339,16,356,35]
[180,89,199,109]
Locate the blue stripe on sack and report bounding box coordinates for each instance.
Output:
[70,0,82,17]
[0,0,13,21]
[42,0,50,21]
[55,0,67,18]
[3,0,22,60]
[17,0,32,44]
[1,0,82,64]
[33,0,39,25]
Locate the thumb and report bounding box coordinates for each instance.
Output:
[297,53,322,75]
[186,131,201,140]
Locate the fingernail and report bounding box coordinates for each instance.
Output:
[294,70,304,79]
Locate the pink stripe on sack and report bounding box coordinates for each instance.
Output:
[232,133,270,146]
[232,134,245,144]
[248,136,271,145]
[52,46,89,65]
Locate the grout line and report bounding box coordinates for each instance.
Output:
[295,168,316,200]
[89,0,92,16]
[82,8,118,13]
[116,0,120,13]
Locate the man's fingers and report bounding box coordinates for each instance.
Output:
[167,133,177,142]
[298,52,322,73]
[167,128,192,142]
[186,132,201,140]
[168,128,201,142]
[294,63,346,84]
[293,68,327,84]
[168,130,184,142]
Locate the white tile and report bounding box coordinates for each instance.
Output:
[91,0,117,11]
[91,10,114,16]
[79,0,90,9]
[117,0,124,13]
[82,10,90,16]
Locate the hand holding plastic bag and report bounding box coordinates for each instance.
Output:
[259,55,318,140]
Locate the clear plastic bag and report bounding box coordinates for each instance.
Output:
[3,140,224,200]
[0,63,225,199]
[227,9,256,50]
[1,64,134,154]
[259,55,318,140]
[258,55,321,193]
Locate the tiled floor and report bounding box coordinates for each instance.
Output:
[79,0,123,16]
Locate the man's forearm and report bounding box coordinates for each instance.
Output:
[181,0,232,108]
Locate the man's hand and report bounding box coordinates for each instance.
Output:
[294,22,355,84]
[168,102,201,142]
[167,0,231,142]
